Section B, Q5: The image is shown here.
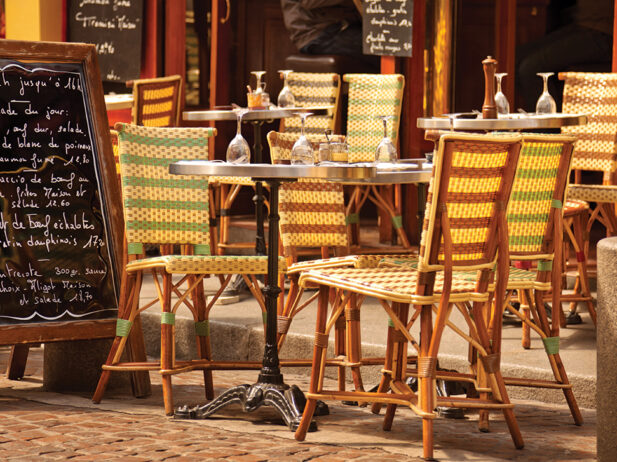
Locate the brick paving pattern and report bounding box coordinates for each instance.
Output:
[0,347,597,461]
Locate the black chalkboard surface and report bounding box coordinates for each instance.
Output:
[363,0,413,57]
[0,40,123,343]
[67,0,144,83]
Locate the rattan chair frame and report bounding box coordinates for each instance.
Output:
[129,75,183,127]
[92,124,284,415]
[341,73,413,252]
[558,71,617,322]
[294,133,523,460]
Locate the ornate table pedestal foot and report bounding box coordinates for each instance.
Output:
[175,383,320,432]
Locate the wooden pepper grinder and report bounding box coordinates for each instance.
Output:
[482,56,497,119]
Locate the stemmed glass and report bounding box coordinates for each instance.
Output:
[494,73,510,115]
[536,72,557,114]
[291,112,314,165]
[277,70,295,107]
[226,107,251,164]
[374,115,397,163]
[251,71,266,94]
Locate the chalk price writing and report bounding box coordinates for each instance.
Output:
[0,61,116,322]
[363,0,413,57]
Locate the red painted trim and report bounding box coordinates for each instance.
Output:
[142,0,158,78]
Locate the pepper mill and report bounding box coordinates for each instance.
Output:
[482,56,497,119]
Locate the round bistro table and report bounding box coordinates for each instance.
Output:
[183,106,333,257]
[169,160,432,431]
[417,112,588,131]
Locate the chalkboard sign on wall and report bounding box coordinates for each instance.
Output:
[0,40,123,343]
[363,0,413,57]
[67,0,144,82]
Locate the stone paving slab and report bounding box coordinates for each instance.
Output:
[0,347,597,461]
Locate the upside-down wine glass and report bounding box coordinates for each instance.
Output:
[251,71,266,94]
[291,112,314,165]
[375,115,397,163]
[277,70,296,107]
[535,72,557,114]
[494,73,510,115]
[226,107,251,164]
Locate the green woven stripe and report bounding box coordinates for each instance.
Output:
[120,130,214,146]
[124,198,208,211]
[346,213,360,225]
[161,312,175,325]
[347,114,399,122]
[522,144,562,157]
[120,153,175,167]
[195,320,209,337]
[123,176,208,190]
[127,242,144,255]
[349,81,403,90]
[542,336,559,354]
[388,318,395,328]
[552,199,563,209]
[391,215,403,229]
[507,212,550,223]
[511,190,553,202]
[347,99,401,108]
[126,220,208,233]
[194,244,210,255]
[515,168,558,179]
[508,235,543,245]
[537,260,553,271]
[116,319,132,337]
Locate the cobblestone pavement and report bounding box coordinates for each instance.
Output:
[0,347,597,461]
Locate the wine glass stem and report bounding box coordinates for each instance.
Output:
[236,116,242,135]
[301,116,306,137]
[383,119,388,138]
[543,75,549,93]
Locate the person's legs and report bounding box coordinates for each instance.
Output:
[301,23,380,71]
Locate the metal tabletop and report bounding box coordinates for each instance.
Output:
[170,160,432,184]
[182,106,332,122]
[417,113,588,131]
[104,93,134,111]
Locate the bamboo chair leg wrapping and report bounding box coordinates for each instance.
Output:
[295,286,330,441]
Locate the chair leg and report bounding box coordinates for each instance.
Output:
[92,271,141,404]
[571,209,597,324]
[160,272,174,416]
[346,293,365,394]
[191,275,214,401]
[520,290,531,349]
[295,286,330,441]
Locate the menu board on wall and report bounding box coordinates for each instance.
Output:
[67,0,143,82]
[363,0,413,57]
[0,41,123,333]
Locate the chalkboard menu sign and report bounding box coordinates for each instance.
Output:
[0,40,122,342]
[363,0,413,57]
[67,0,143,83]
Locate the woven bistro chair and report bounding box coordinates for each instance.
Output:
[378,134,583,427]
[558,71,617,324]
[294,133,523,460]
[280,72,341,135]
[93,123,285,415]
[128,75,183,127]
[342,73,413,251]
[267,130,386,394]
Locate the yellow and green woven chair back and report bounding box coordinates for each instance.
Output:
[114,123,216,255]
[283,72,340,135]
[507,134,575,258]
[561,72,617,173]
[267,130,345,164]
[419,133,522,271]
[344,73,404,163]
[267,131,348,253]
[131,75,183,127]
